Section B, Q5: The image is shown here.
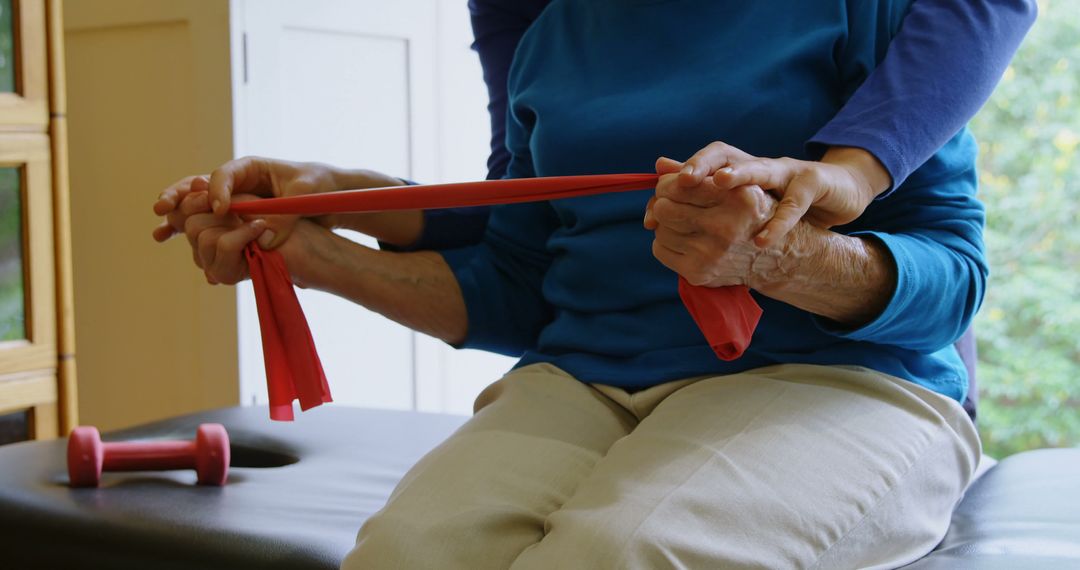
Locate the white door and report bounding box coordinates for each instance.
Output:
[232,0,516,414]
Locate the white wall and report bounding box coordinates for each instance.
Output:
[231,0,516,415]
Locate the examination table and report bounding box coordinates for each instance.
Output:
[0,405,1077,569]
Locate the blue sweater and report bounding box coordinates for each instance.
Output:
[440,0,988,402]
[412,0,1034,250]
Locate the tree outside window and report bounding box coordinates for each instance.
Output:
[970,0,1079,457]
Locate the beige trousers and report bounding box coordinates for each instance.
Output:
[342,363,980,569]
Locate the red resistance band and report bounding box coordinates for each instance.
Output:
[231,174,763,421]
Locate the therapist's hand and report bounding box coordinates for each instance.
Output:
[153,157,336,249]
[655,142,891,248]
[152,156,417,249]
[645,170,776,288]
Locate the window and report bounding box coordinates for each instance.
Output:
[970,0,1080,457]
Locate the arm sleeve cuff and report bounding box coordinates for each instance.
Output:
[376,178,491,252]
[807,127,907,198]
[811,230,975,351]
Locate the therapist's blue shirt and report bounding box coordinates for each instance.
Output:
[440,0,989,402]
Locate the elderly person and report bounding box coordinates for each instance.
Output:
[155,0,1034,567]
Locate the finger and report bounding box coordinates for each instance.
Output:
[680,141,754,187]
[184,212,237,250]
[655,156,684,176]
[166,209,189,236]
[754,181,815,247]
[152,221,177,243]
[651,238,684,268]
[207,156,272,216]
[196,227,229,271]
[653,225,698,255]
[231,193,295,250]
[651,197,702,234]
[190,175,209,194]
[644,195,659,229]
[651,239,706,286]
[655,175,724,207]
[154,175,204,216]
[179,191,212,217]
[713,158,797,192]
[210,220,267,282]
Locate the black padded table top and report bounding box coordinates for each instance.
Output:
[906,447,1080,569]
[0,406,466,570]
[1,405,1078,569]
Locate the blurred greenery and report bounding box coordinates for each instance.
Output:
[0,167,22,342]
[969,0,1080,457]
[0,0,13,93]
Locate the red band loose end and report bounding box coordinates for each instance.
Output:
[244,245,331,421]
[678,278,762,361]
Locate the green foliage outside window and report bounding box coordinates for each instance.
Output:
[969,0,1080,457]
[0,167,23,341]
[0,0,14,93]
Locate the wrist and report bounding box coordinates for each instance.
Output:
[746,219,821,294]
[280,221,348,290]
[315,167,407,231]
[328,167,405,192]
[821,146,891,201]
[748,224,896,326]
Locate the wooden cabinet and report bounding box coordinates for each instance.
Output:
[0,0,76,442]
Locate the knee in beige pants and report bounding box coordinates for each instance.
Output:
[342,364,635,569]
[345,364,980,570]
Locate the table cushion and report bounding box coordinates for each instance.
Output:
[1,406,1077,569]
[908,447,1080,569]
[0,406,466,570]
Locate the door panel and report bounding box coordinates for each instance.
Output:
[235,0,438,410]
[235,0,516,414]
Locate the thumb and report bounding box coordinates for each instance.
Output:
[254,214,299,250]
[655,156,684,175]
[755,181,815,248]
[232,194,296,250]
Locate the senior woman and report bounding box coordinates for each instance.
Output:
[155,0,1022,567]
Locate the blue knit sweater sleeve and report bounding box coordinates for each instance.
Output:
[437,101,557,355]
[815,130,988,351]
[809,0,1036,193]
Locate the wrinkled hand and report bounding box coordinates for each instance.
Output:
[174,192,333,286]
[658,142,889,248]
[177,193,268,285]
[645,158,776,288]
[152,156,337,249]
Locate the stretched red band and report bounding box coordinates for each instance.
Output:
[233,174,762,421]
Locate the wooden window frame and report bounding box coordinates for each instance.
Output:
[0,133,53,379]
[0,0,48,129]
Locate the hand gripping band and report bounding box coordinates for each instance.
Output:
[230,174,763,420]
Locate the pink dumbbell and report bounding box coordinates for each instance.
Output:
[67,423,230,487]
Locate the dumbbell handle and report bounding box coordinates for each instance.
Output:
[101,441,198,472]
[68,424,230,487]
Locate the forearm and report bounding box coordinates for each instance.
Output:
[748,222,896,327]
[304,167,424,247]
[810,0,1036,189]
[820,146,891,200]
[288,225,467,344]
